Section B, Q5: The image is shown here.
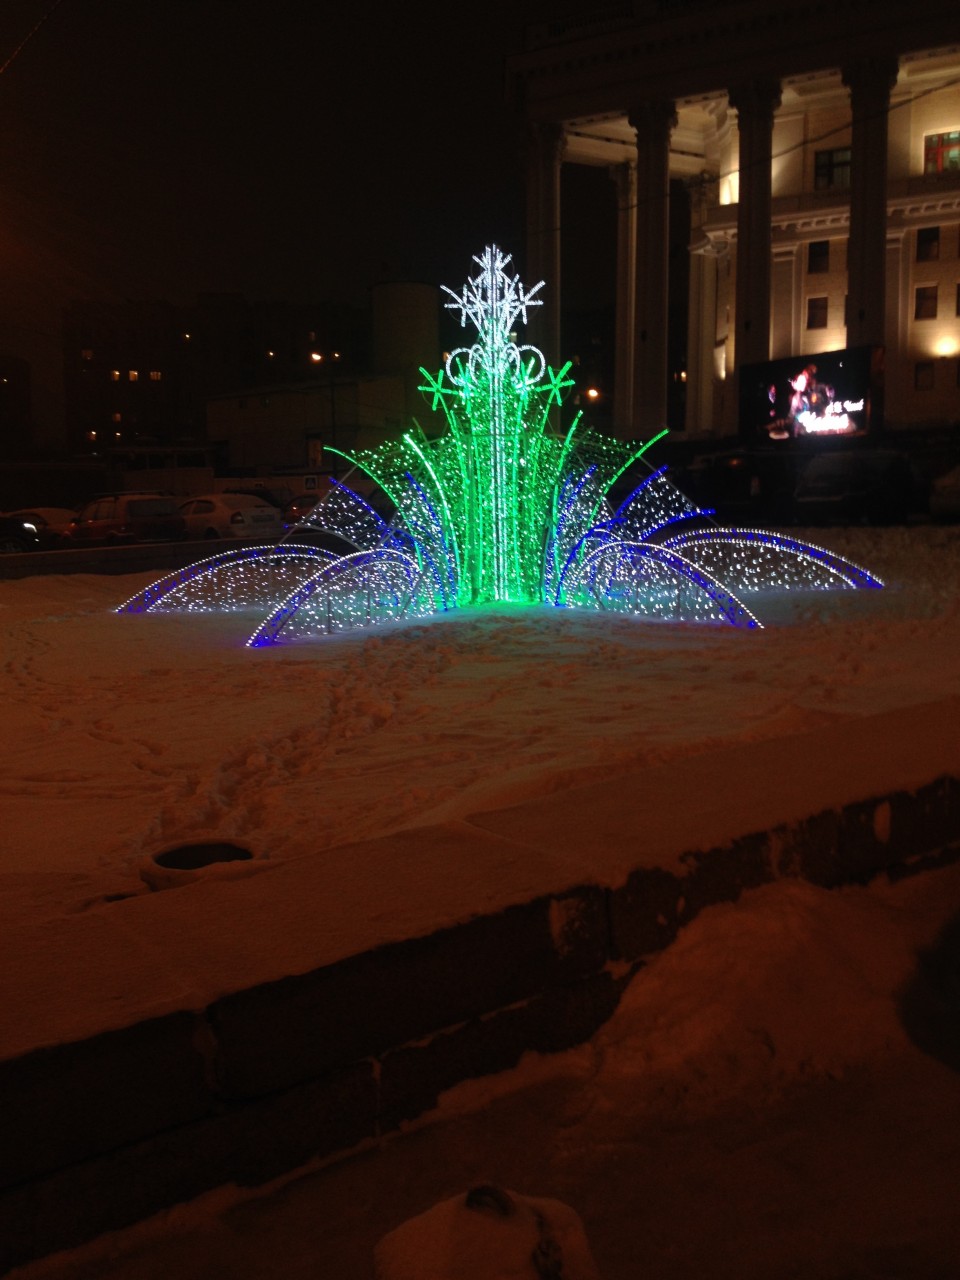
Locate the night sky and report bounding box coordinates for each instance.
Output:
[0,0,530,437]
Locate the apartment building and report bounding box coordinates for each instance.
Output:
[507,0,960,439]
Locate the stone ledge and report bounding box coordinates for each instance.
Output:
[2,774,959,1274]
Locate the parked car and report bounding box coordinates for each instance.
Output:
[179,493,285,541]
[6,507,78,548]
[928,464,960,522]
[793,449,920,525]
[283,491,327,526]
[674,447,797,525]
[0,512,42,553]
[61,493,186,545]
[219,485,294,511]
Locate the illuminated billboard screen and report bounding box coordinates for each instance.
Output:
[739,346,882,443]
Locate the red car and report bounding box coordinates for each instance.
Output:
[62,493,186,545]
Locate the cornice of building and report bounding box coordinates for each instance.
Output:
[509,2,960,119]
[694,172,960,251]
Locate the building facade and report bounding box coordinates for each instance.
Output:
[62,284,442,475]
[507,0,960,439]
[61,295,370,457]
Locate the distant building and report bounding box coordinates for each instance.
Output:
[507,0,960,439]
[61,294,369,457]
[204,282,444,475]
[62,284,444,476]
[0,353,33,458]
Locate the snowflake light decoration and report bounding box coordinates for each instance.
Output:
[117,246,882,642]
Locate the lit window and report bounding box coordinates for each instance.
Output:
[924,130,960,175]
[86,430,97,441]
[149,370,162,381]
[110,370,120,381]
[915,360,935,389]
[128,370,139,382]
[917,227,940,262]
[112,412,122,423]
[914,286,938,320]
[814,148,851,191]
[81,348,93,361]
[806,296,828,329]
[807,240,830,274]
[183,332,191,341]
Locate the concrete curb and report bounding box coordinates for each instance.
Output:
[2,772,959,1274]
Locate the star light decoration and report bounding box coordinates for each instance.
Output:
[117,246,882,642]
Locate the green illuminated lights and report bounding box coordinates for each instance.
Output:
[116,245,884,641]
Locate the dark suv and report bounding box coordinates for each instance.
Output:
[793,449,922,525]
[62,493,186,545]
[0,513,42,553]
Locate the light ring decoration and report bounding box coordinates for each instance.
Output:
[115,544,341,615]
[660,528,883,592]
[118,245,883,644]
[571,541,762,629]
[247,548,425,647]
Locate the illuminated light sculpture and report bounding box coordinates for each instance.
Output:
[118,246,882,642]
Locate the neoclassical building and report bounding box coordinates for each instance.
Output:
[506,1,960,439]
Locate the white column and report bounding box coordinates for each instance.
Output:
[524,121,565,369]
[628,100,677,435]
[842,58,899,351]
[685,248,719,434]
[728,78,782,371]
[610,160,638,437]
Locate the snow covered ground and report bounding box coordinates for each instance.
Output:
[3,524,959,919]
[4,523,960,1278]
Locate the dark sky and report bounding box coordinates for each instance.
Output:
[0,0,529,433]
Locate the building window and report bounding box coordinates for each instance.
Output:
[808,240,830,273]
[128,370,139,382]
[914,285,938,320]
[924,130,960,175]
[915,361,935,390]
[806,296,828,329]
[110,370,120,382]
[149,370,162,381]
[917,226,940,262]
[815,147,851,190]
[111,412,122,423]
[81,348,93,361]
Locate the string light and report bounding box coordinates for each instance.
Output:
[117,246,883,643]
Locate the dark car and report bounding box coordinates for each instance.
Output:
[929,464,960,523]
[0,512,42,553]
[676,448,797,524]
[793,449,921,525]
[61,493,186,545]
[283,492,323,526]
[6,507,79,548]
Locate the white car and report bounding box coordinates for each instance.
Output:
[179,493,285,541]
